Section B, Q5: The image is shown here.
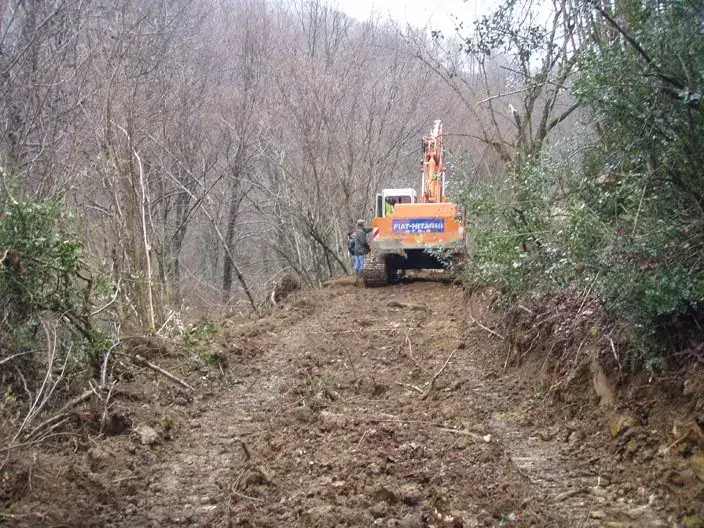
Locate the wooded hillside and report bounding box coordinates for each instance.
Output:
[1,0,702,460]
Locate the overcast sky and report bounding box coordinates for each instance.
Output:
[333,0,498,35]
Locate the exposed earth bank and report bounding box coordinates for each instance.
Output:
[4,278,704,527]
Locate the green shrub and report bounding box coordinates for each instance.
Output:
[462,160,567,301]
[0,172,100,420]
[460,0,704,369]
[0,198,83,323]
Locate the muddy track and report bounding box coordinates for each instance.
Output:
[8,279,681,527]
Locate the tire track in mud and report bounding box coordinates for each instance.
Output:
[487,405,666,527]
[113,279,667,527]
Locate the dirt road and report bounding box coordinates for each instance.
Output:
[8,278,688,527]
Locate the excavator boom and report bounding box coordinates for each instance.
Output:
[421,120,445,203]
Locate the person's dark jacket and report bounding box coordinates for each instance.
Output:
[347,231,356,255]
[353,226,373,255]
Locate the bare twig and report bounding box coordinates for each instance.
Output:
[270,283,277,306]
[0,432,77,454]
[90,278,121,317]
[578,270,601,315]
[309,326,405,335]
[469,313,505,340]
[421,349,457,401]
[518,331,541,363]
[572,338,587,367]
[9,320,69,448]
[23,389,93,441]
[607,338,621,371]
[667,432,692,451]
[404,332,422,369]
[114,123,155,331]
[112,475,140,485]
[100,341,121,389]
[232,489,264,503]
[503,344,511,371]
[540,342,557,374]
[134,354,195,390]
[238,439,251,461]
[666,425,704,451]
[395,381,424,394]
[99,381,117,436]
[468,294,505,340]
[230,467,265,503]
[62,388,95,410]
[632,183,648,237]
[14,366,31,401]
[437,427,485,441]
[476,80,559,105]
[30,416,71,442]
[157,311,176,336]
[0,171,18,205]
[0,351,32,366]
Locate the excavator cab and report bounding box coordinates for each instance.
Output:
[375,188,417,218]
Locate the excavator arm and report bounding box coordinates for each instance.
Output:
[421,120,445,203]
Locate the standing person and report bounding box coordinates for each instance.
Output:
[353,219,373,277]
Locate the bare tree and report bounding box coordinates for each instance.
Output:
[0,0,498,317]
[254,8,450,285]
[75,0,219,327]
[0,0,92,195]
[409,0,586,175]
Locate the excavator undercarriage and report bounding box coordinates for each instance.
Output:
[362,248,465,287]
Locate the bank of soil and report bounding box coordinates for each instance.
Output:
[3,278,704,527]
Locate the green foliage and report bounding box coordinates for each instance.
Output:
[462,0,704,368]
[462,159,568,300]
[461,0,550,63]
[0,171,102,412]
[183,322,217,349]
[198,353,219,366]
[0,196,83,323]
[183,322,218,365]
[574,1,704,184]
[571,0,704,362]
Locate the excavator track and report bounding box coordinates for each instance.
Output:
[362,251,388,287]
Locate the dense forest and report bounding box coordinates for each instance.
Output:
[1,0,702,457]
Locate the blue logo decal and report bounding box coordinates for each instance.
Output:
[392,219,445,234]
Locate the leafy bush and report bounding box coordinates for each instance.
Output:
[0,197,83,323]
[462,159,569,300]
[570,0,704,363]
[0,173,100,431]
[462,0,704,368]
[183,322,218,365]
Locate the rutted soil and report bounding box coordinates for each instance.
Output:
[4,279,704,527]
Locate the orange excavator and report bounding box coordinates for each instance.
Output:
[363,120,467,286]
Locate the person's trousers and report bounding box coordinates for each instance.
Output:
[352,254,365,275]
